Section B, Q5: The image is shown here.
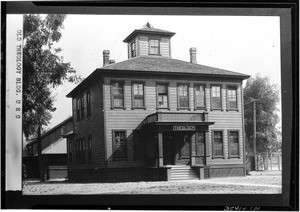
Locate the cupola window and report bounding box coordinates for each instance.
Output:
[149,39,160,55]
[130,41,136,57]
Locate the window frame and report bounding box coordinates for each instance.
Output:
[212,130,225,159]
[86,91,91,117]
[110,80,126,110]
[130,41,136,58]
[148,38,160,55]
[131,81,146,109]
[68,140,73,164]
[228,130,240,158]
[80,96,85,120]
[156,82,170,110]
[76,98,80,122]
[210,85,222,110]
[194,84,206,110]
[226,85,239,111]
[195,132,206,156]
[177,83,190,110]
[112,130,127,161]
[87,135,92,163]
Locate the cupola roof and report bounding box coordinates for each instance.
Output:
[123,22,176,43]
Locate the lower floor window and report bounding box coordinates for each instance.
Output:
[212,131,224,158]
[88,135,92,163]
[68,141,73,163]
[76,138,85,164]
[113,130,127,161]
[228,131,239,157]
[195,132,205,156]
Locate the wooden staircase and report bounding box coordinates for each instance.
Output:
[170,166,199,181]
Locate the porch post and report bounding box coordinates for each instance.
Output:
[205,131,210,157]
[190,133,196,166]
[158,132,164,167]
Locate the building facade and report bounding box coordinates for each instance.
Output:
[66,23,250,182]
[24,116,73,180]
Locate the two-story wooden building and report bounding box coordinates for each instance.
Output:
[24,116,73,180]
[66,23,250,182]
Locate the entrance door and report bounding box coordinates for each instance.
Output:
[174,133,191,165]
[163,133,175,165]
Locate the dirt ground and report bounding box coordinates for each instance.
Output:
[22,171,281,195]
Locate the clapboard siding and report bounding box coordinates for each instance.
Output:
[70,80,105,170]
[104,75,244,167]
[139,36,149,56]
[160,37,171,57]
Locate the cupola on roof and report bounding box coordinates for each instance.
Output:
[123,22,176,43]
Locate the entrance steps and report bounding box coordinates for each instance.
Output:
[170,166,199,181]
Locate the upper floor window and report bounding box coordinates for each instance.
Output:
[177,84,189,109]
[131,41,136,57]
[194,84,206,109]
[112,130,127,161]
[111,81,125,109]
[86,91,91,117]
[132,82,145,108]
[76,96,85,122]
[212,130,224,158]
[228,131,240,158]
[149,39,160,55]
[227,86,238,110]
[211,85,222,109]
[157,83,169,109]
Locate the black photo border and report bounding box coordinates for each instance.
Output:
[1,1,299,210]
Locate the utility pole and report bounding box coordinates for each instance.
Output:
[251,98,259,171]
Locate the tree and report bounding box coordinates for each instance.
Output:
[23,14,82,181]
[244,74,280,155]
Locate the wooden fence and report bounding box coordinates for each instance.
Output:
[246,152,282,172]
[258,152,282,171]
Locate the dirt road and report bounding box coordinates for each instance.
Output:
[22,171,281,195]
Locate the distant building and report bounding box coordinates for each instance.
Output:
[66,23,250,182]
[24,116,73,180]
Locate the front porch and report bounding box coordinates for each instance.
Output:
[136,112,214,172]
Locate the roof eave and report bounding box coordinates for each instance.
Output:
[123,30,176,43]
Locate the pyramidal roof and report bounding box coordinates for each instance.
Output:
[123,22,176,42]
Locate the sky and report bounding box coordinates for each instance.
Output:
[47,15,281,130]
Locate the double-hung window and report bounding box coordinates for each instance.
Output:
[76,96,85,121]
[227,86,238,110]
[195,132,205,156]
[177,84,189,109]
[194,84,206,109]
[111,81,125,109]
[149,39,160,55]
[157,83,169,109]
[211,85,222,109]
[132,82,145,108]
[212,131,224,158]
[88,135,92,163]
[112,130,127,161]
[80,96,85,120]
[86,91,91,117]
[68,141,73,164]
[131,41,136,57]
[228,131,240,158]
